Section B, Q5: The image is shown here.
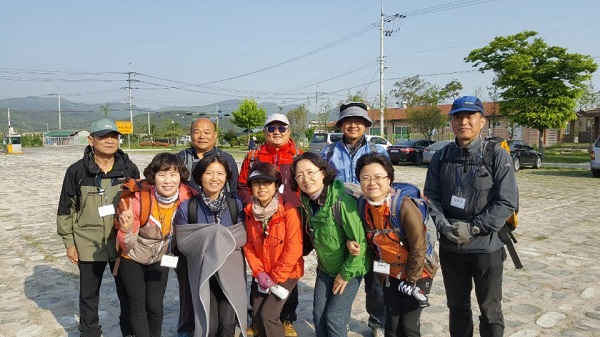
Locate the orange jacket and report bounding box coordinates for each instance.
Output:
[243,198,304,283]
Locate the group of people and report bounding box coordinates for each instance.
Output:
[57,95,518,337]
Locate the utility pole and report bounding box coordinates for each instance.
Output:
[315,88,319,131]
[58,89,62,129]
[379,0,385,137]
[128,63,133,149]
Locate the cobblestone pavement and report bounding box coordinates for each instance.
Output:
[0,147,598,337]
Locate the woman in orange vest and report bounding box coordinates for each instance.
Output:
[352,152,436,337]
[243,162,304,337]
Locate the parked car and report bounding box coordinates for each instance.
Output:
[386,139,435,166]
[422,140,454,165]
[507,140,542,171]
[310,132,342,153]
[591,136,600,177]
[365,135,392,150]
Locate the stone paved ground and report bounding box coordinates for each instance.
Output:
[0,147,598,337]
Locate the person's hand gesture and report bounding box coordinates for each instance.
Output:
[346,240,360,256]
[118,199,134,232]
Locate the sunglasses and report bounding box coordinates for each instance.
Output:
[265,126,288,133]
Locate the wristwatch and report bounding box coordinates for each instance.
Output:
[470,225,481,235]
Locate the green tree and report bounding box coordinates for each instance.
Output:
[231,98,267,142]
[390,76,462,107]
[406,106,448,140]
[286,104,309,143]
[465,30,598,155]
[305,127,316,144]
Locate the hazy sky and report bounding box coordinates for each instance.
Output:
[1,0,599,113]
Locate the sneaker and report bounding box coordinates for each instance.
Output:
[282,320,298,337]
[246,323,260,337]
[372,328,384,337]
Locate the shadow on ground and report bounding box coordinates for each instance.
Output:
[24,264,80,335]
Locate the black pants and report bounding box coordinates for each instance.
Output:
[251,278,299,337]
[209,276,237,337]
[174,249,195,334]
[119,259,169,337]
[78,260,132,337]
[440,248,506,337]
[365,269,387,329]
[383,277,432,337]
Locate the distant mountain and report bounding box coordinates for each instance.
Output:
[0,96,306,133]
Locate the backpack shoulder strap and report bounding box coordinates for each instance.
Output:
[138,184,152,226]
[367,141,378,153]
[333,193,343,225]
[187,196,198,224]
[388,189,406,237]
[225,192,239,223]
[482,140,497,176]
[325,143,335,162]
[247,149,259,173]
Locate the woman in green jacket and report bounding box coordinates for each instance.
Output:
[291,152,370,337]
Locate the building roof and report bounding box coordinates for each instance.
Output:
[368,102,500,121]
[577,107,600,117]
[45,130,79,137]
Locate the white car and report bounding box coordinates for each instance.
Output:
[365,135,392,150]
[591,136,600,177]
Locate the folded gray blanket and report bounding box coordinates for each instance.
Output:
[176,222,247,337]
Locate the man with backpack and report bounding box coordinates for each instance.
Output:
[57,118,140,337]
[237,113,302,337]
[175,117,239,337]
[424,96,518,337]
[321,101,388,337]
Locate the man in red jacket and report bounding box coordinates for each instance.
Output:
[238,113,302,337]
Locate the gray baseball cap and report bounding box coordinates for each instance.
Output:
[336,101,372,128]
[90,118,120,137]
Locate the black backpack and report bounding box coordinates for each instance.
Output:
[186,192,239,224]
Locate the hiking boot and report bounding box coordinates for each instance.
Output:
[246,323,260,337]
[282,320,297,337]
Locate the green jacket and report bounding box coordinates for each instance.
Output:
[300,179,370,280]
[56,146,140,262]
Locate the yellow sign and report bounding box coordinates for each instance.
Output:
[116,121,133,134]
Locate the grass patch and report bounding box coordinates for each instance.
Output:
[543,154,589,164]
[527,169,593,178]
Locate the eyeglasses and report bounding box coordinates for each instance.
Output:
[360,175,389,184]
[265,126,288,133]
[295,170,321,181]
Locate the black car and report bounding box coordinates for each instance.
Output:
[507,140,542,171]
[386,139,435,166]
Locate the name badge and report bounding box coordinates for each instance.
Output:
[373,260,391,275]
[450,195,466,209]
[98,204,115,217]
[160,254,179,269]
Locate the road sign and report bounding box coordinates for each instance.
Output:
[116,121,133,134]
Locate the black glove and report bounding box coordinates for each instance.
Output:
[398,281,430,308]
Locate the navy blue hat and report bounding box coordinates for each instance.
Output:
[448,96,484,115]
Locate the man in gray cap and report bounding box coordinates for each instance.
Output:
[57,118,140,337]
[238,113,303,337]
[321,101,388,337]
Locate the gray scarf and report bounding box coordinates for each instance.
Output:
[200,190,229,224]
[251,193,280,223]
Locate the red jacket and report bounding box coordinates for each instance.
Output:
[243,198,304,283]
[237,140,302,207]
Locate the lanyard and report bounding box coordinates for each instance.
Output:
[454,166,475,196]
[95,175,115,205]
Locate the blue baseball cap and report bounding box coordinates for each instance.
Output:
[448,96,484,115]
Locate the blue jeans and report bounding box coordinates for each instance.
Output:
[313,269,362,337]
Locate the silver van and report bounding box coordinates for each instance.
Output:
[310,132,342,153]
